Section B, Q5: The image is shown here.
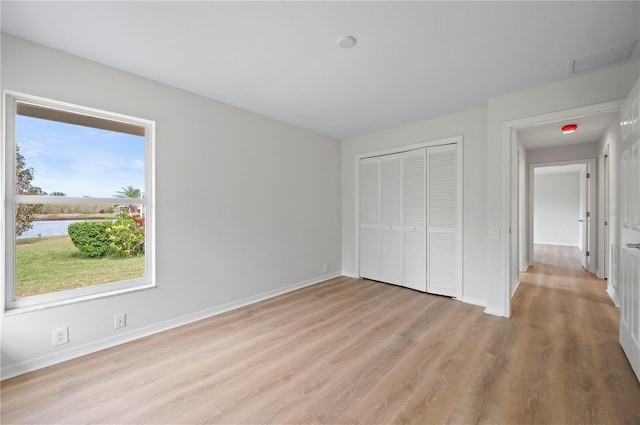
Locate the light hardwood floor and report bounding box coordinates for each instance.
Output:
[2,244,639,424]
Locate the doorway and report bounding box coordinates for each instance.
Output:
[502,100,622,317]
[530,161,594,270]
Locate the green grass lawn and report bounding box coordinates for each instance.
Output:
[16,235,145,298]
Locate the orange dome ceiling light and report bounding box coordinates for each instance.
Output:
[561,124,578,134]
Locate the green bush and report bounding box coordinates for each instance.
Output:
[67,221,112,257]
[107,216,145,257]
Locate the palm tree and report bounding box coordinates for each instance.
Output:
[115,186,141,214]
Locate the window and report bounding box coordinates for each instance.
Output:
[4,92,155,311]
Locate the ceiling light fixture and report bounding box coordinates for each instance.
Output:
[561,124,578,134]
[337,36,357,49]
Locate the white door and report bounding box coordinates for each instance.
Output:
[579,164,590,270]
[619,78,640,382]
[359,157,380,281]
[380,154,403,285]
[359,143,460,297]
[426,144,459,297]
[402,149,427,291]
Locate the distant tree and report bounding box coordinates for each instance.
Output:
[15,146,38,236]
[115,186,141,214]
[50,191,66,196]
[28,187,47,213]
[115,186,141,198]
[29,186,47,196]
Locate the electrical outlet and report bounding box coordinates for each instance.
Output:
[115,313,126,329]
[323,264,329,273]
[53,327,69,347]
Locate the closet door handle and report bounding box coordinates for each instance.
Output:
[627,243,640,250]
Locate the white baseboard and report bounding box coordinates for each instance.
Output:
[461,296,487,307]
[341,271,357,278]
[484,306,504,317]
[534,241,580,247]
[511,278,521,298]
[607,284,620,307]
[1,272,341,381]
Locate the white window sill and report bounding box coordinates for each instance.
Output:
[4,283,156,316]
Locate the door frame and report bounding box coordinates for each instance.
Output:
[604,151,610,278]
[599,144,620,306]
[518,147,528,273]
[528,159,596,269]
[354,135,463,298]
[501,100,622,318]
[597,145,611,280]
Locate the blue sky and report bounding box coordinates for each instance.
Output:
[16,115,145,198]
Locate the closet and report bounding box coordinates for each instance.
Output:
[358,142,460,297]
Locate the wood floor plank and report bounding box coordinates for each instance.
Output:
[2,246,639,424]
[502,326,566,424]
[359,309,495,425]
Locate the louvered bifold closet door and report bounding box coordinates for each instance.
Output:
[426,144,458,297]
[379,154,403,285]
[359,158,380,281]
[402,149,427,291]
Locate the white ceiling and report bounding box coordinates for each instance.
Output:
[517,111,616,150]
[1,1,639,140]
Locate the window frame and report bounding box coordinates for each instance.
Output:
[3,91,155,313]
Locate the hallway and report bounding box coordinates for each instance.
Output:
[511,244,640,423]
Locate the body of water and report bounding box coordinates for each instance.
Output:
[18,219,111,239]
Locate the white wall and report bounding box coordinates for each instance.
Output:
[341,107,488,306]
[485,61,639,316]
[533,172,581,246]
[527,142,599,164]
[0,35,342,378]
